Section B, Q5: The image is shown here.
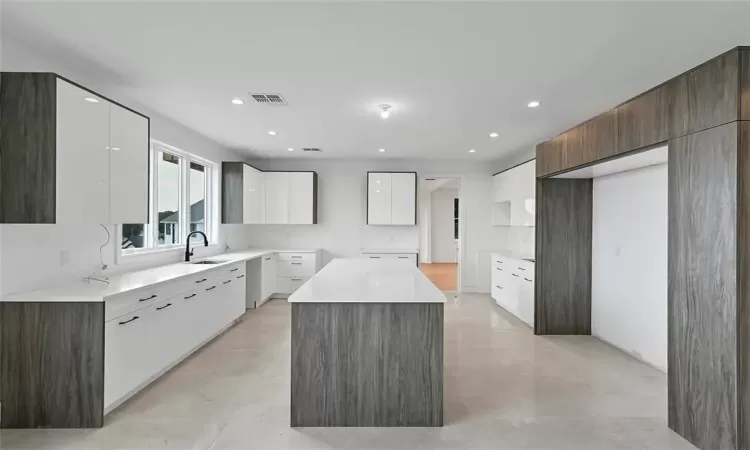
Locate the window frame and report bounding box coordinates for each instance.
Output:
[117,139,218,260]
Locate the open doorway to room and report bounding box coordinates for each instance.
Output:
[419,176,461,292]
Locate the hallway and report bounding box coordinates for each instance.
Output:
[420,263,458,291]
[0,295,694,450]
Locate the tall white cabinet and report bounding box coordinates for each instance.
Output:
[265,172,291,224]
[492,160,536,226]
[367,172,417,225]
[242,164,265,224]
[0,73,150,224]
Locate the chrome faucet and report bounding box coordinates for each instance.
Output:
[185,231,208,262]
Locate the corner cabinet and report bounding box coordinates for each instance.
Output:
[0,73,150,224]
[222,163,318,225]
[367,172,417,225]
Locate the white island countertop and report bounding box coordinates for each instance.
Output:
[288,258,445,304]
[2,248,320,303]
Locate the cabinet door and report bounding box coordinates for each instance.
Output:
[264,172,290,224]
[146,297,183,376]
[262,253,277,299]
[56,79,110,224]
[109,103,149,224]
[367,173,392,224]
[289,172,314,224]
[510,161,536,227]
[243,165,265,224]
[104,310,149,408]
[391,173,416,225]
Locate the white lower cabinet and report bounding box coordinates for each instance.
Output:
[104,310,149,409]
[490,254,535,326]
[261,253,277,301]
[361,252,418,265]
[272,251,321,296]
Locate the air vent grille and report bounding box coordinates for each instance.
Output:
[302,148,322,153]
[250,93,288,105]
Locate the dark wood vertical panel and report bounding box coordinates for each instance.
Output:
[221,162,244,224]
[740,49,750,121]
[737,121,750,450]
[0,302,104,428]
[582,110,618,161]
[0,72,57,223]
[561,127,585,169]
[534,178,592,335]
[617,85,669,153]
[291,302,443,427]
[669,50,740,138]
[668,122,738,450]
[536,137,563,177]
[312,172,319,224]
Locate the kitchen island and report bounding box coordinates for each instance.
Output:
[289,258,445,427]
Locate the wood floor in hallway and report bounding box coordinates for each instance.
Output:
[421,262,458,291]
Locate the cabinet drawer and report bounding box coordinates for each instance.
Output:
[278,253,315,263]
[276,276,309,294]
[105,284,171,322]
[222,262,246,279]
[277,258,315,277]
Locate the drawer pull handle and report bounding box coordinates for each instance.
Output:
[512,274,520,277]
[118,316,139,325]
[291,262,302,265]
[518,267,526,271]
[230,268,239,272]
[291,278,302,281]
[206,286,217,291]
[195,278,208,284]
[223,280,232,284]
[524,278,532,282]
[496,261,502,264]
[156,303,172,311]
[184,293,197,299]
[370,256,381,259]
[139,294,157,302]
[496,285,503,289]
[237,275,245,279]
[265,257,271,261]
[398,257,409,259]
[292,256,302,259]
[496,268,502,271]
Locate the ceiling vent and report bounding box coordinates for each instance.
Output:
[250,93,288,105]
[302,148,322,153]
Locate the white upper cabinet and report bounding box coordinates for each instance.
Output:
[492,160,536,226]
[367,173,392,225]
[289,172,316,224]
[367,172,416,225]
[109,103,149,224]
[265,172,291,224]
[243,164,265,224]
[390,173,417,225]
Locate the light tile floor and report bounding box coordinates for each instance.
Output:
[0,294,696,450]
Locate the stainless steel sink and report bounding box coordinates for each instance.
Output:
[190,259,228,265]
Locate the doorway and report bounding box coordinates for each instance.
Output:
[419,176,461,291]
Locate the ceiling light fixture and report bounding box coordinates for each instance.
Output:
[378,148,386,153]
[527,101,541,108]
[469,149,476,153]
[268,131,277,136]
[84,97,99,103]
[489,132,498,138]
[379,104,392,119]
[287,148,294,152]
[231,98,244,105]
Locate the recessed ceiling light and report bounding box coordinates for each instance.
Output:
[469,149,476,153]
[84,97,99,103]
[287,148,294,152]
[527,101,541,108]
[489,132,498,138]
[268,131,277,136]
[379,104,391,119]
[378,148,386,153]
[231,98,244,105]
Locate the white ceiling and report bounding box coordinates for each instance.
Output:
[2,1,748,161]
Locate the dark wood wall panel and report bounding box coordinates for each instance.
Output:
[738,121,750,450]
[291,302,443,427]
[536,136,563,176]
[221,162,244,224]
[668,50,739,138]
[741,49,750,121]
[617,85,669,153]
[534,178,592,335]
[667,123,738,450]
[0,73,56,223]
[582,109,618,160]
[0,302,104,428]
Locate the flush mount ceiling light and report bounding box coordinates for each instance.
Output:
[378,148,386,153]
[469,149,476,153]
[527,101,541,108]
[231,98,244,105]
[84,97,99,103]
[287,148,294,152]
[379,104,392,119]
[268,131,277,136]
[489,132,498,138]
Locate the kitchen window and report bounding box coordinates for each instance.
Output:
[120,140,217,256]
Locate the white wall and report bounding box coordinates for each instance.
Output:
[591,163,668,371]
[0,34,251,295]
[245,158,504,293]
[431,188,458,263]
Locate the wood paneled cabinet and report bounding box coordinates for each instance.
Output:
[222,163,318,225]
[0,73,150,224]
[367,172,417,225]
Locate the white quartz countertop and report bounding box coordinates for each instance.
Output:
[360,248,419,254]
[1,248,320,303]
[491,251,535,262]
[288,258,445,304]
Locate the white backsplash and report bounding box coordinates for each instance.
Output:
[507,226,535,256]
